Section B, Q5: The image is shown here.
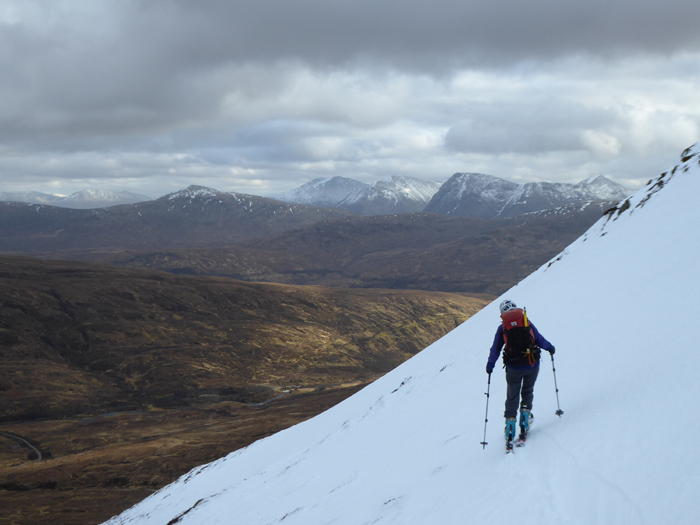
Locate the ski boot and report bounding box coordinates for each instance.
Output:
[505,418,517,452]
[518,409,532,443]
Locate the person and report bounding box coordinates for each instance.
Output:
[486,299,555,447]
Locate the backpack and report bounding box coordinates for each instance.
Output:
[501,308,540,367]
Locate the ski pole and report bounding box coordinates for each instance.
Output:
[550,353,564,417]
[481,372,491,448]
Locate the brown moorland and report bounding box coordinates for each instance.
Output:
[0,255,491,524]
[101,203,611,294]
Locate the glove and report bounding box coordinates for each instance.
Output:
[549,347,555,355]
[486,363,494,374]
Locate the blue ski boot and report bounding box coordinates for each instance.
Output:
[518,409,532,443]
[505,418,517,452]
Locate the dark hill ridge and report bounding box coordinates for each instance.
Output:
[0,255,489,422]
[106,202,612,294]
[0,185,357,254]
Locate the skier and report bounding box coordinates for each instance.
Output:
[486,299,555,450]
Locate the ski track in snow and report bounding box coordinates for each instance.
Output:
[104,144,700,525]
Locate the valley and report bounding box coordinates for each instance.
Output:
[0,255,489,524]
[102,203,611,294]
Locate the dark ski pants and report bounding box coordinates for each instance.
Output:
[504,366,539,419]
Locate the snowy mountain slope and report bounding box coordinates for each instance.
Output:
[337,175,442,216]
[59,189,152,208]
[579,174,630,200]
[269,176,369,207]
[0,189,151,208]
[0,191,66,206]
[423,172,519,218]
[104,144,700,525]
[425,172,630,218]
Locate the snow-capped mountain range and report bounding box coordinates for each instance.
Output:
[103,143,700,525]
[336,175,443,216]
[4,172,628,218]
[424,172,631,218]
[271,175,442,216]
[269,176,369,207]
[0,189,151,209]
[0,185,358,253]
[271,173,629,217]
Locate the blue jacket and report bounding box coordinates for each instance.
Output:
[486,321,554,373]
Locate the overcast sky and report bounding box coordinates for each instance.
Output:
[1,0,699,198]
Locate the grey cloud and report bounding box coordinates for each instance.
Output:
[5,0,700,123]
[443,92,620,155]
[445,122,582,155]
[1,0,699,196]
[158,0,700,67]
[3,0,698,144]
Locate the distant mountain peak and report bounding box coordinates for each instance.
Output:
[337,176,442,216]
[1,188,151,209]
[424,173,518,219]
[164,185,225,200]
[425,172,631,219]
[269,176,369,207]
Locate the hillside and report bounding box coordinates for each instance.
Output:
[0,256,490,524]
[103,144,700,525]
[0,186,357,255]
[0,256,488,422]
[105,202,611,294]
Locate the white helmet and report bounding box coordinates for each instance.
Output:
[499,299,517,313]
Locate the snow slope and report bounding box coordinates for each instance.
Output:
[269,177,368,207]
[337,175,442,215]
[104,144,700,525]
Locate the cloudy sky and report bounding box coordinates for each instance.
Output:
[1,0,699,198]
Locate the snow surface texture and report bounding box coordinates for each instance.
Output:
[104,144,700,525]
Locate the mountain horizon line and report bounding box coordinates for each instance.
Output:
[2,172,631,214]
